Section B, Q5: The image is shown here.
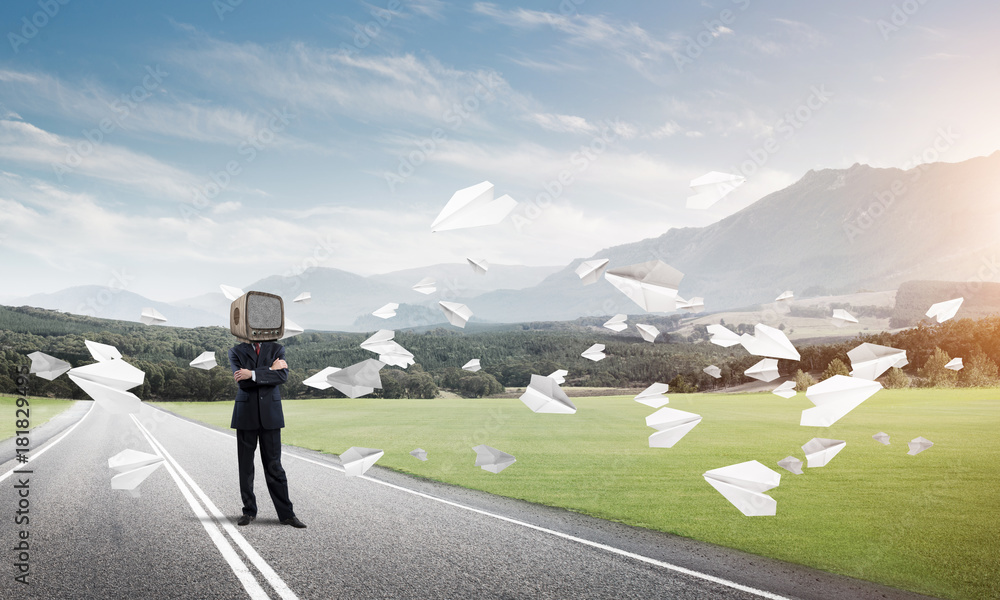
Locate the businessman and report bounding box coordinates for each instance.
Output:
[229,340,306,528]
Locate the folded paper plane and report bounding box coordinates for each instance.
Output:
[467,257,489,275]
[85,340,122,362]
[410,448,428,461]
[603,314,628,332]
[707,324,741,348]
[945,357,963,371]
[439,301,473,328]
[703,365,722,379]
[372,303,399,319]
[108,449,164,495]
[802,375,882,427]
[581,343,606,361]
[907,436,933,455]
[473,445,516,473]
[68,343,145,414]
[925,298,963,323]
[745,358,780,382]
[872,432,890,445]
[847,343,908,380]
[189,351,217,370]
[802,438,846,468]
[293,292,311,304]
[634,382,669,408]
[220,284,244,301]
[646,407,701,448]
[326,359,385,398]
[686,171,746,210]
[775,290,794,302]
[772,381,796,398]
[604,260,684,312]
[341,447,384,476]
[462,359,482,372]
[27,351,71,380]
[413,277,436,295]
[302,366,342,390]
[575,259,610,285]
[140,307,167,325]
[703,460,780,516]
[280,318,304,340]
[740,324,800,360]
[360,330,415,368]
[431,181,517,232]
[677,297,704,311]
[636,323,659,343]
[831,309,858,328]
[548,369,568,384]
[777,456,803,475]
[519,374,577,414]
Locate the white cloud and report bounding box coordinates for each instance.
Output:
[647,121,681,139]
[524,113,598,135]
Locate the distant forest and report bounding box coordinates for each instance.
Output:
[1,305,997,401]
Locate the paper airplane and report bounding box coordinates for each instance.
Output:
[108,449,164,495]
[220,284,244,301]
[410,448,428,461]
[677,297,704,311]
[326,359,385,398]
[340,447,384,476]
[739,324,800,360]
[360,330,414,368]
[831,309,858,328]
[775,290,794,302]
[68,344,145,414]
[27,351,71,380]
[439,301,473,328]
[847,343,908,380]
[802,375,882,427]
[85,340,122,362]
[636,323,659,343]
[945,357,963,371]
[777,456,803,475]
[413,277,436,295]
[707,324,741,347]
[872,432,890,445]
[467,257,489,275]
[745,358,780,382]
[548,369,568,384]
[925,297,963,323]
[280,318,304,340]
[802,438,846,468]
[907,436,933,455]
[140,307,167,325]
[772,381,796,398]
[431,181,517,232]
[603,314,628,332]
[189,351,217,370]
[703,460,780,516]
[372,303,399,319]
[634,383,669,408]
[646,407,701,448]
[462,359,482,372]
[581,343,606,361]
[293,292,311,304]
[703,365,722,379]
[302,366,342,390]
[575,258,610,285]
[686,171,746,210]
[519,374,577,414]
[604,260,684,312]
[473,445,516,473]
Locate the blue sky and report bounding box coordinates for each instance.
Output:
[1,0,998,301]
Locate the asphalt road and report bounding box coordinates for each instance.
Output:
[0,401,940,600]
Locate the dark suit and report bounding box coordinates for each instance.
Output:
[228,342,295,521]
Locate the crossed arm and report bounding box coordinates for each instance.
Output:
[229,346,289,387]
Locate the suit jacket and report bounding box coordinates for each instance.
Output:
[229,341,287,430]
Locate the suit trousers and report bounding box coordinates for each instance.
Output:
[237,427,294,521]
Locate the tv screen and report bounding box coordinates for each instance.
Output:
[247,294,283,329]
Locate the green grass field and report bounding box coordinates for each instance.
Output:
[154,388,1000,600]
[0,395,77,440]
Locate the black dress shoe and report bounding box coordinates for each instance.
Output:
[280,516,306,528]
[237,514,255,526]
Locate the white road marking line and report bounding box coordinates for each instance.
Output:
[129,414,271,600]
[152,406,792,600]
[0,401,96,483]
[134,408,300,600]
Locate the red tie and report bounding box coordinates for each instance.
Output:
[254,343,260,355]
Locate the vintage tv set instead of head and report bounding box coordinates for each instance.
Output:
[230,291,284,342]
